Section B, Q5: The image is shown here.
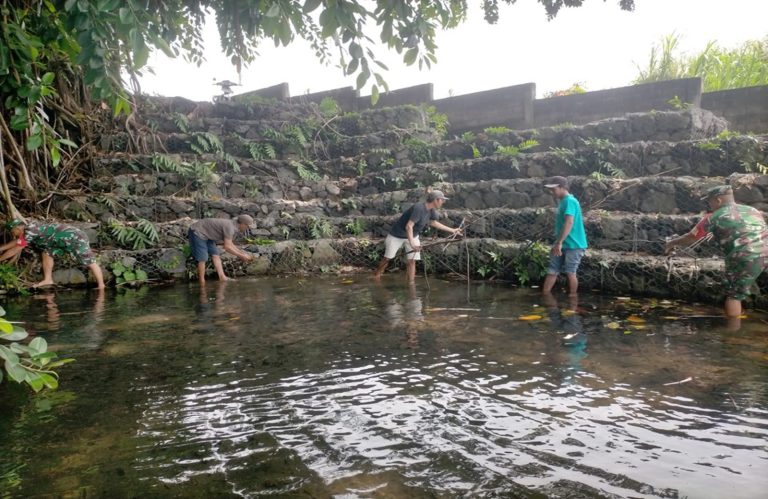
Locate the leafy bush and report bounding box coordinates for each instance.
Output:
[0,305,73,392]
[319,97,341,117]
[110,258,149,286]
[0,264,26,294]
[634,34,768,91]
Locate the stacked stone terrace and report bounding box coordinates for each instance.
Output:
[48,96,768,306]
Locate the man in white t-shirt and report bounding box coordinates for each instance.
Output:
[373,190,462,282]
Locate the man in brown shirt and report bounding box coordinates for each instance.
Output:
[188,215,256,283]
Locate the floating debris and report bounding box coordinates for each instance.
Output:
[519,315,543,321]
[427,307,481,312]
[664,377,693,386]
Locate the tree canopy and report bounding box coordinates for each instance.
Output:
[0,0,635,216]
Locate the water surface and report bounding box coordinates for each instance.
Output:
[1,277,766,498]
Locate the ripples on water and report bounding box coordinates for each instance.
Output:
[1,278,766,498]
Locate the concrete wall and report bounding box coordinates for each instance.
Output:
[533,78,703,127]
[294,86,359,111]
[432,83,535,133]
[232,78,766,134]
[233,83,290,102]
[702,85,768,133]
[357,84,434,111]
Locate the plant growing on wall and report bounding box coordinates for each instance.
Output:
[308,217,333,239]
[404,138,432,163]
[345,219,366,236]
[173,113,190,133]
[512,241,549,287]
[484,126,512,137]
[292,161,322,182]
[319,97,341,118]
[477,250,505,279]
[108,218,160,251]
[0,306,73,392]
[248,142,277,161]
[543,82,587,98]
[423,105,449,138]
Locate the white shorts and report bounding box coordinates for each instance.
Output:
[384,234,421,260]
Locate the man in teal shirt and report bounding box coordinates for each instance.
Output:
[541,176,588,295]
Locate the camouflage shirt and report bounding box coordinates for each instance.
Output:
[693,203,768,262]
[23,221,95,266]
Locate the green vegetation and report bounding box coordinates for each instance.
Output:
[0,264,26,295]
[345,219,366,236]
[423,105,450,138]
[151,154,221,193]
[107,218,160,251]
[484,126,512,137]
[512,242,549,287]
[308,217,333,239]
[248,142,278,162]
[110,258,149,286]
[404,138,432,164]
[667,95,692,110]
[477,250,504,279]
[634,34,768,91]
[0,305,73,392]
[543,82,587,98]
[319,97,341,118]
[551,138,625,180]
[293,161,322,182]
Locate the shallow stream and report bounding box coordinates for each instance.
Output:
[1,277,766,498]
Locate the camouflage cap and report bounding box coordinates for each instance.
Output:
[701,185,733,200]
[3,219,24,231]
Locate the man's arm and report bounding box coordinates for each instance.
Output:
[552,215,574,256]
[0,244,23,263]
[429,220,461,236]
[665,230,699,254]
[406,221,421,251]
[222,239,255,261]
[666,215,711,254]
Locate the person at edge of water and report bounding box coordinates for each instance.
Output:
[665,185,768,318]
[541,176,588,296]
[188,214,256,284]
[0,219,106,289]
[373,190,462,283]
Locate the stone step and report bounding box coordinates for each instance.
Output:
[88,134,768,203]
[92,130,768,195]
[355,135,768,193]
[97,109,734,168]
[136,97,429,135]
[39,238,768,308]
[52,174,768,225]
[433,108,729,155]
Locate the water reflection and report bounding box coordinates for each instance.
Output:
[1,278,767,498]
[543,293,587,374]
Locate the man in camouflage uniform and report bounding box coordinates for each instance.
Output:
[665,185,768,317]
[0,219,105,289]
